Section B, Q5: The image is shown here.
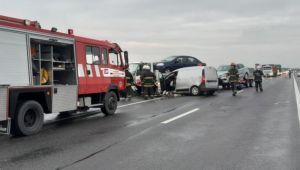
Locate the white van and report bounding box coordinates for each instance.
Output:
[173,66,219,96]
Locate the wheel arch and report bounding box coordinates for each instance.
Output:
[107,84,120,101]
[9,87,52,118]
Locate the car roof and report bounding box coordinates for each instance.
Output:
[174,66,204,72]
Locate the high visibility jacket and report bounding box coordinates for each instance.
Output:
[125,71,133,87]
[141,70,156,87]
[228,68,239,82]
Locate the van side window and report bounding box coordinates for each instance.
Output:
[86,46,100,65]
[102,48,108,65]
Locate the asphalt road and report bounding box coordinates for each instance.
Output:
[0,76,299,170]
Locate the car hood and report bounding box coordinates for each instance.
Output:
[217,71,228,76]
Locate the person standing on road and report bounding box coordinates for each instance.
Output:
[141,65,156,100]
[125,68,134,100]
[228,63,239,96]
[289,69,292,79]
[253,65,264,92]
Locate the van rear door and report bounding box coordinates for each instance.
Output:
[204,67,218,89]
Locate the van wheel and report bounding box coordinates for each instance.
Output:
[11,100,44,136]
[101,91,118,116]
[190,86,200,96]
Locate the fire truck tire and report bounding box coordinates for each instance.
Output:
[11,100,44,136]
[101,91,118,116]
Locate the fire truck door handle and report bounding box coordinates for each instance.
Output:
[54,88,58,94]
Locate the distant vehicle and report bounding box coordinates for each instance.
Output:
[262,65,274,77]
[297,72,300,77]
[217,64,250,89]
[275,64,282,76]
[163,66,219,96]
[262,64,281,77]
[154,55,206,73]
[217,65,231,89]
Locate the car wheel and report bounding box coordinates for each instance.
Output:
[101,91,118,116]
[190,86,200,96]
[11,100,44,136]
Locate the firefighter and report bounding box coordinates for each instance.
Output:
[253,65,264,92]
[228,62,239,96]
[125,68,134,100]
[141,65,156,99]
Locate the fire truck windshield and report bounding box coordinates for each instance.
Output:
[109,50,122,66]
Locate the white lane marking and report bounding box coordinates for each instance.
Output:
[274,101,290,105]
[118,98,161,108]
[161,108,200,124]
[293,76,300,125]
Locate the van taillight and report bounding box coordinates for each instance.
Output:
[201,70,206,84]
[201,76,206,84]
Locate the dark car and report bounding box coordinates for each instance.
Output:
[154,56,206,73]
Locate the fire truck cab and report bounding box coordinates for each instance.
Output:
[0,15,129,136]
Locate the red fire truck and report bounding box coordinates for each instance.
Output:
[0,15,129,136]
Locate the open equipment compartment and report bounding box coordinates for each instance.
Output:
[30,39,77,86]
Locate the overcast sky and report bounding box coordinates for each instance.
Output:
[2,0,300,67]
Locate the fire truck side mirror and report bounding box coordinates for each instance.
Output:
[124,51,129,66]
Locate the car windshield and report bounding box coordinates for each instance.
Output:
[263,67,272,70]
[161,56,177,62]
[217,65,230,71]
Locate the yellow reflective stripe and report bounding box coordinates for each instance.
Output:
[144,85,154,87]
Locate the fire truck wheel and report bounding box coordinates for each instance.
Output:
[12,100,44,136]
[101,91,118,116]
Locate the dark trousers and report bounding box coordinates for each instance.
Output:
[126,86,132,98]
[143,86,154,97]
[230,82,237,93]
[255,81,263,91]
